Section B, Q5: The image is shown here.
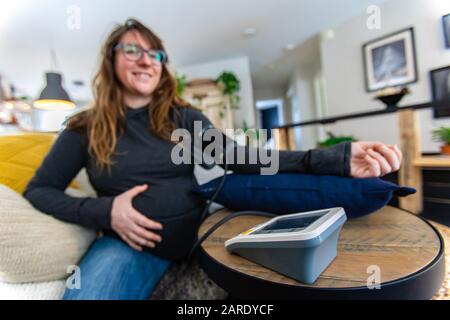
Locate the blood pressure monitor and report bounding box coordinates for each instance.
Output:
[225,207,347,284]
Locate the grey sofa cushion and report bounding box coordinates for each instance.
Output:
[0,184,96,283]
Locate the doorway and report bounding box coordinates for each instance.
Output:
[256,99,284,147]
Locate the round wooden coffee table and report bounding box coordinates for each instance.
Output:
[197,206,445,299]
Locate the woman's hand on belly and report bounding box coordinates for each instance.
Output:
[111,184,163,251]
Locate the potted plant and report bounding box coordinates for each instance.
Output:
[432,127,450,155]
[216,71,240,118]
[174,72,187,97]
[318,132,357,148]
[240,120,260,146]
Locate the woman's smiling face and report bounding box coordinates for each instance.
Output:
[114,30,163,99]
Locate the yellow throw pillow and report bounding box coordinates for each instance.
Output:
[0,184,96,283]
[0,133,78,194]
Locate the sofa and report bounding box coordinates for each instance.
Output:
[0,133,227,300]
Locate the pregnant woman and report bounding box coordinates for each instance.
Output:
[24,19,402,300]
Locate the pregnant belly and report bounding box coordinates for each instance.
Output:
[105,204,205,260]
[109,184,207,260]
[130,183,205,219]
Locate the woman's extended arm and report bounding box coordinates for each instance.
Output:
[182,108,351,176]
[23,129,114,229]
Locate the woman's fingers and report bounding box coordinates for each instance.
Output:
[132,224,162,244]
[373,144,400,172]
[125,184,148,199]
[127,231,155,249]
[364,154,381,177]
[391,145,403,164]
[119,222,158,251]
[131,210,163,230]
[120,233,143,252]
[351,141,403,178]
[111,184,162,251]
[367,148,392,176]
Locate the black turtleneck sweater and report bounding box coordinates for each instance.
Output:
[24,105,351,260]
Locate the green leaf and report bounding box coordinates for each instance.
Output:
[318,132,357,148]
[432,127,450,144]
[174,72,187,97]
[216,71,241,109]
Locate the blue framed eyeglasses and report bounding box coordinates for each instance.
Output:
[114,43,167,64]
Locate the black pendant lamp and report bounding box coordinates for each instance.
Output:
[34,72,75,110]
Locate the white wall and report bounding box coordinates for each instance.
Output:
[253,87,285,103]
[286,62,323,150]
[320,0,450,152]
[176,56,255,129]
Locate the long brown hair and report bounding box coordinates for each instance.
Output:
[67,18,188,173]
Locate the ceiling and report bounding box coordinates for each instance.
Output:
[0,0,386,100]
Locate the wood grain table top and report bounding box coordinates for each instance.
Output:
[198,206,442,289]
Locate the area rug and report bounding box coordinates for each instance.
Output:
[430,221,449,300]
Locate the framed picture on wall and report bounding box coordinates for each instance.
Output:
[443,14,450,49]
[362,27,418,92]
[430,66,450,118]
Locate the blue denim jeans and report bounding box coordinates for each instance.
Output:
[63,235,171,300]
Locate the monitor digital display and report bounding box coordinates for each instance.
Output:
[254,210,330,234]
